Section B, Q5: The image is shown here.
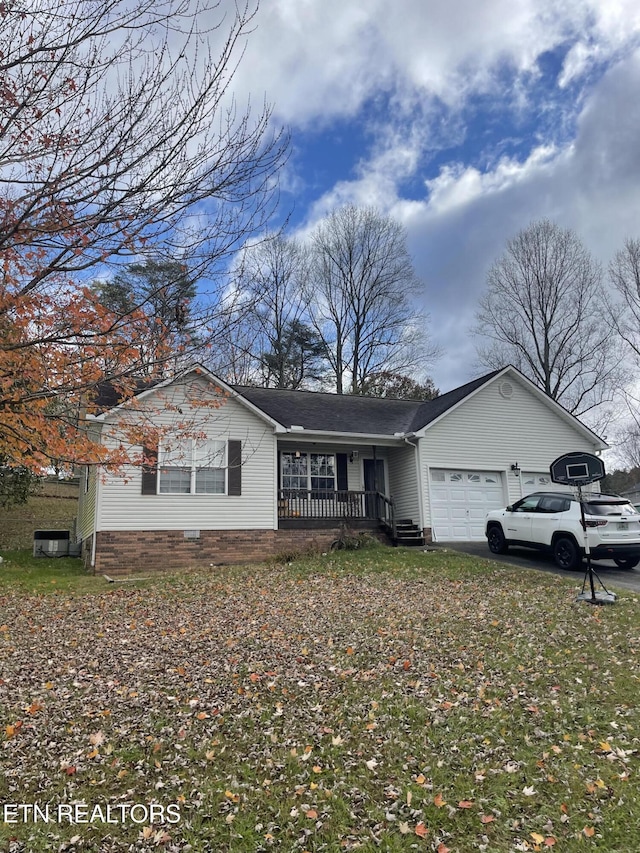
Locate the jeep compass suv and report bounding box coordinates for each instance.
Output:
[485,492,640,571]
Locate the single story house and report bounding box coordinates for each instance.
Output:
[77,364,606,574]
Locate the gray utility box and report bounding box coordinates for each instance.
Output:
[33,530,70,558]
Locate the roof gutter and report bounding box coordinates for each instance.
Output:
[284,427,406,441]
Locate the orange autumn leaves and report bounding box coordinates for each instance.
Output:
[1,269,169,470]
[5,720,23,738]
[403,786,566,847]
[414,821,428,837]
[1,256,228,472]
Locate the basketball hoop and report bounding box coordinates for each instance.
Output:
[549,452,616,605]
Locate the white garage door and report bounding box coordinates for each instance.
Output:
[430,469,505,541]
[521,472,568,494]
[520,471,599,498]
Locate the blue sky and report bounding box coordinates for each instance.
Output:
[216,0,640,393]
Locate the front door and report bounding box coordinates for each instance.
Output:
[364,459,385,517]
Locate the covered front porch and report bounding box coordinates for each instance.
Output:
[278,441,388,520]
[275,440,424,545]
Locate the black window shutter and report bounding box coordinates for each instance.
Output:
[228,440,242,496]
[336,453,348,491]
[141,445,158,495]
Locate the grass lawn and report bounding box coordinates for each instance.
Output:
[1,489,78,550]
[0,551,106,596]
[0,545,638,852]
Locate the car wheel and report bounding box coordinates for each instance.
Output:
[613,557,640,570]
[553,537,581,571]
[487,524,508,554]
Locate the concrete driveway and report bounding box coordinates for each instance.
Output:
[438,540,640,594]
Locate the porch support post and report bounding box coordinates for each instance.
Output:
[372,444,379,518]
[372,445,378,491]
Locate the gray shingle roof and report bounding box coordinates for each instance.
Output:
[233,369,501,435]
[92,365,504,435]
[233,385,418,434]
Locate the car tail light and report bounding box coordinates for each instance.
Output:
[585,519,608,527]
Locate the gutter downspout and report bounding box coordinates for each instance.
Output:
[404,435,425,535]
[273,432,279,531]
[91,465,100,570]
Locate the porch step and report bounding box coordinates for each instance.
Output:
[394,519,425,547]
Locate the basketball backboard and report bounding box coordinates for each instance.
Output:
[550,452,605,486]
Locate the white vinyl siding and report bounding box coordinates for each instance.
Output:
[77,423,102,540]
[96,377,276,531]
[419,375,603,537]
[387,444,420,524]
[77,464,97,540]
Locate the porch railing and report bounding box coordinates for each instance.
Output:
[278,489,395,532]
[377,492,396,541]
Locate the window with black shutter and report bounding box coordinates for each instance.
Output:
[228,439,242,496]
[141,445,158,495]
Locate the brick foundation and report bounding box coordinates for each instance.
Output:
[91,527,374,575]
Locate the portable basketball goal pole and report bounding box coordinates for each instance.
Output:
[549,452,616,605]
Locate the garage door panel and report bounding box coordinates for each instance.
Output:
[432,507,451,521]
[450,506,469,520]
[521,472,578,494]
[430,486,449,501]
[430,468,505,541]
[468,507,489,521]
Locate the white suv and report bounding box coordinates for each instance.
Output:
[485,492,640,571]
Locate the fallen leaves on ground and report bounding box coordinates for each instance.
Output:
[0,548,638,852]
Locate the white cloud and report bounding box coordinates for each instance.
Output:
[421,146,560,216]
[412,51,640,390]
[559,42,601,87]
[301,48,640,391]
[208,1,640,395]
[229,0,640,127]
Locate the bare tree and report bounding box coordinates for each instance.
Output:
[306,205,433,394]
[357,371,439,400]
[0,0,288,468]
[603,237,640,465]
[233,234,325,388]
[205,318,263,385]
[474,219,619,422]
[608,238,640,360]
[1,0,287,291]
[612,425,640,470]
